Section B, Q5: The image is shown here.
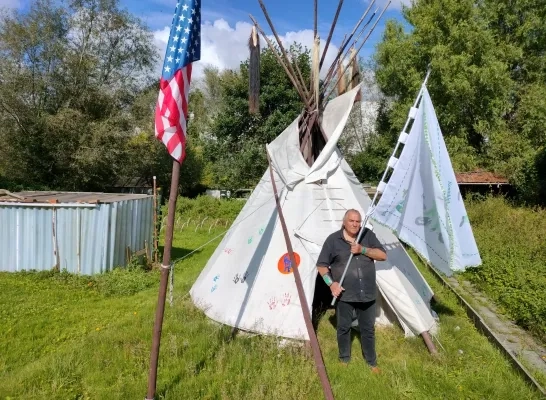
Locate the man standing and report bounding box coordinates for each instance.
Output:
[317,209,387,372]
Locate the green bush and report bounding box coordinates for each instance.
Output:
[175,195,245,221]
[462,196,546,340]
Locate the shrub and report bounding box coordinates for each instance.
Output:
[462,196,546,340]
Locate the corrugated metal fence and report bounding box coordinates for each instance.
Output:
[0,197,153,275]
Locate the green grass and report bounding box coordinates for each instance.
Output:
[463,196,546,341]
[0,216,543,399]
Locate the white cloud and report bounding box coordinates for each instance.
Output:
[153,18,343,81]
[0,0,21,10]
[372,0,411,11]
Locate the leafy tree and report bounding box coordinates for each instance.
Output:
[204,44,311,189]
[0,0,157,191]
[363,0,546,203]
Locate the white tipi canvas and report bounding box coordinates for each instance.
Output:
[190,86,438,340]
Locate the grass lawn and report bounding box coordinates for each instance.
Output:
[0,223,543,399]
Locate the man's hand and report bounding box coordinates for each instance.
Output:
[330,282,344,298]
[350,242,363,255]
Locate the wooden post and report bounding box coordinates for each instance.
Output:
[267,151,335,400]
[153,175,158,263]
[421,331,438,355]
[146,160,180,400]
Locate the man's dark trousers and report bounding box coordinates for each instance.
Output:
[336,300,377,366]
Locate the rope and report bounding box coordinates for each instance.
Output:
[166,186,286,271]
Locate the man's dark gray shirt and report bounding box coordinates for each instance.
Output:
[317,228,386,303]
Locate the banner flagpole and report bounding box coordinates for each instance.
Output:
[331,68,432,307]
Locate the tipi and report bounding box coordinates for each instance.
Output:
[190,85,438,342]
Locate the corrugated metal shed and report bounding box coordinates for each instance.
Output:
[0,191,153,275]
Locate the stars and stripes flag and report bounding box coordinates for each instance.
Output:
[155,0,201,162]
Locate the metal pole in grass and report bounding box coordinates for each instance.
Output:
[153,175,158,263]
[146,160,180,400]
[146,0,201,395]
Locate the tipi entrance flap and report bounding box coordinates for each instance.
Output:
[266,117,308,189]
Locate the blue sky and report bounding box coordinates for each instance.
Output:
[129,0,409,63]
[6,0,410,78]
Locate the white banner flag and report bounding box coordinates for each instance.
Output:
[372,87,481,276]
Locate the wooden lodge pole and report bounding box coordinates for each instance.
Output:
[146,160,180,400]
[153,175,158,264]
[249,15,310,107]
[319,0,344,69]
[324,1,391,101]
[267,151,335,400]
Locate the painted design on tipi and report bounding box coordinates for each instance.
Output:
[277,252,300,274]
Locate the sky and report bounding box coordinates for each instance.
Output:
[3,0,411,79]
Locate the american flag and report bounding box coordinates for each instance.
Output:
[155,0,201,162]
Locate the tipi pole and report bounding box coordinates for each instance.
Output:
[322,7,378,92]
[257,0,311,100]
[319,0,344,69]
[331,67,431,308]
[146,160,180,400]
[313,0,318,38]
[249,16,310,107]
[323,1,391,101]
[321,0,376,91]
[267,151,335,400]
[421,331,438,354]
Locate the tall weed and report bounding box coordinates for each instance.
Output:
[175,195,244,221]
[463,195,546,341]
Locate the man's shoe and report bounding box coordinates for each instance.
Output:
[370,366,381,374]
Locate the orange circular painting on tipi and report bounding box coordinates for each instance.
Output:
[277,252,300,274]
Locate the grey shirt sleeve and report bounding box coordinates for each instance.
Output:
[316,236,334,267]
[365,229,386,253]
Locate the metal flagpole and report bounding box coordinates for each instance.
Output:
[331,68,432,307]
[153,175,158,263]
[146,160,180,400]
[145,0,201,393]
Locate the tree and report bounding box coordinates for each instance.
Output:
[0,0,157,191]
[204,44,311,189]
[366,0,546,203]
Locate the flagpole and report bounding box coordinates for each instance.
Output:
[146,160,180,400]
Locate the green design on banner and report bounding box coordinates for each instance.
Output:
[395,189,409,213]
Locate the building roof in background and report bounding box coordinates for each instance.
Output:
[455,170,509,185]
[0,191,151,204]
